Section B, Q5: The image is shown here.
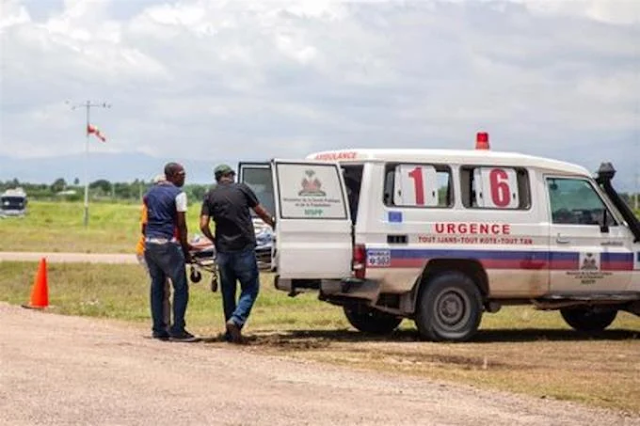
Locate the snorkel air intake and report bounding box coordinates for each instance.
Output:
[596,162,640,243]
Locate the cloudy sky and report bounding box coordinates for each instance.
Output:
[1,0,639,188]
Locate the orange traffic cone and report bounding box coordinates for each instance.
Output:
[24,258,49,309]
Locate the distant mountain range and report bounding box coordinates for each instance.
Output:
[0,152,234,185]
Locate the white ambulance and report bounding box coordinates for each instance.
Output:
[239,134,640,341]
[1,188,28,217]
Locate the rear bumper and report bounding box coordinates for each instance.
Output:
[274,276,379,301]
[322,278,380,300]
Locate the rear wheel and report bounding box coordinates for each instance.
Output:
[560,307,617,333]
[343,305,402,334]
[415,272,483,342]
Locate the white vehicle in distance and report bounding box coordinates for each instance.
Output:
[1,188,28,218]
[239,133,640,342]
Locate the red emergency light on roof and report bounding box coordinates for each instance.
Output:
[476,132,490,150]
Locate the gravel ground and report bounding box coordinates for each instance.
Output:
[1,303,639,426]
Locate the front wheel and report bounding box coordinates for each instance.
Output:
[414,272,483,342]
[343,305,402,334]
[560,307,617,333]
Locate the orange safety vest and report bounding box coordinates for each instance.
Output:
[135,204,148,256]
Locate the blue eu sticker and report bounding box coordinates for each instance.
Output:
[388,211,403,223]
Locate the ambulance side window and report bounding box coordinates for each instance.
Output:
[461,166,530,210]
[547,178,616,226]
[383,164,452,208]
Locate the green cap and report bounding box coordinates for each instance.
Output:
[214,164,235,177]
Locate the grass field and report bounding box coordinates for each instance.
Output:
[0,201,204,253]
[2,201,639,254]
[1,261,639,413]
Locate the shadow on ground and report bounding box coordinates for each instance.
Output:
[242,328,639,348]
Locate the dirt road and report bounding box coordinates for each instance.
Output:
[1,303,638,426]
[0,252,137,264]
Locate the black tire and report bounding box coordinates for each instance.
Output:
[343,304,402,334]
[560,307,617,333]
[415,272,483,342]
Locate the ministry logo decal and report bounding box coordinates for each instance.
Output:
[298,170,326,197]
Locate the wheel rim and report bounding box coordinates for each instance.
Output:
[433,287,471,332]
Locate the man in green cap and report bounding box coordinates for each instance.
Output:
[200,164,275,343]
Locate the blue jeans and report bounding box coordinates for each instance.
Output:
[144,242,189,335]
[216,247,260,328]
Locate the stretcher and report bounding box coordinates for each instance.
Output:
[188,235,273,291]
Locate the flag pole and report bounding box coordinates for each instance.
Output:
[69,100,111,227]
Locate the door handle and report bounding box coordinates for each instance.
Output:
[556,236,570,245]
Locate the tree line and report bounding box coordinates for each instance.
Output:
[2,177,639,212]
[0,178,210,203]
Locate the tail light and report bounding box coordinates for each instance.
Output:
[352,244,366,280]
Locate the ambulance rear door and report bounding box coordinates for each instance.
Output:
[272,160,353,279]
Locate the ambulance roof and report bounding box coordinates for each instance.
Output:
[306,149,590,176]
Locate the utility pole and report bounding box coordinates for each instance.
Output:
[69,100,111,227]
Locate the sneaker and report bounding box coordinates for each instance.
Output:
[225,320,244,344]
[169,330,200,342]
[152,331,170,341]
